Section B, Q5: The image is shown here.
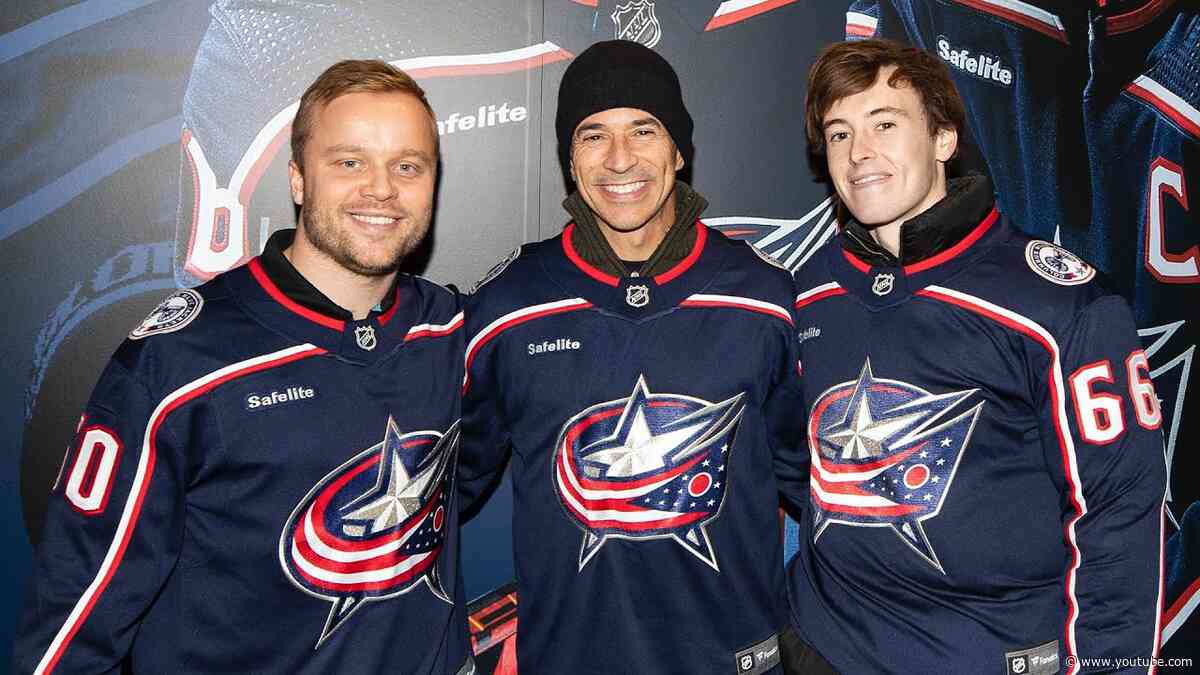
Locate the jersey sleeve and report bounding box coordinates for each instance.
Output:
[768,307,810,517]
[458,298,513,520]
[13,356,187,675]
[1038,295,1167,671]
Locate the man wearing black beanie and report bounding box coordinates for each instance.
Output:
[460,40,821,674]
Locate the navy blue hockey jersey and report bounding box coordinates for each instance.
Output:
[845,0,1200,657]
[460,223,807,675]
[13,258,471,674]
[786,207,1167,674]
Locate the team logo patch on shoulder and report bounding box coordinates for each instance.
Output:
[129,289,202,340]
[471,246,520,294]
[553,375,745,572]
[1025,240,1095,286]
[746,241,790,272]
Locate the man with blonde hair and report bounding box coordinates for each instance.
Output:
[14,60,472,674]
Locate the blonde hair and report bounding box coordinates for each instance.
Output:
[291,59,436,170]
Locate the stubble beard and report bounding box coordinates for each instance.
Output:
[300,201,430,277]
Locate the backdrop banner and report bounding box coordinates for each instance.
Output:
[4,0,1195,671]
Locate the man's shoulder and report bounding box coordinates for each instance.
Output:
[700,228,801,311]
[110,266,288,391]
[465,236,566,318]
[941,223,1124,332]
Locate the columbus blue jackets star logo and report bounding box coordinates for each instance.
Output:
[279,418,458,648]
[808,359,983,573]
[553,376,745,571]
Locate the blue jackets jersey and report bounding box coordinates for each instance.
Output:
[460,223,807,675]
[787,201,1167,673]
[846,0,1200,657]
[13,257,470,674]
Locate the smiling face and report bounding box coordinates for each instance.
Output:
[570,107,684,238]
[288,90,438,277]
[822,66,957,233]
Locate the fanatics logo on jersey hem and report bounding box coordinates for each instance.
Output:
[528,338,581,355]
[937,37,1013,86]
[245,386,316,410]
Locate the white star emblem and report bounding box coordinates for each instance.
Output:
[340,419,444,535]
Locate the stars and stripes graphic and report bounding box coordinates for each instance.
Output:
[808,359,983,573]
[553,376,745,571]
[279,419,459,647]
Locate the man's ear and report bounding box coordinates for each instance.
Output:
[934,126,958,163]
[288,160,304,206]
[674,147,684,171]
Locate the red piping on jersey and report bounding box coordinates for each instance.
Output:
[248,258,345,331]
[562,221,707,285]
[679,294,793,325]
[1126,82,1200,140]
[377,288,402,326]
[795,284,847,310]
[950,0,1068,43]
[654,223,706,284]
[39,345,326,675]
[915,287,1089,672]
[905,206,999,274]
[1106,0,1175,35]
[463,300,594,393]
[705,0,799,31]
[839,207,998,276]
[1164,571,1200,638]
[562,224,620,286]
[405,312,464,342]
[842,249,872,273]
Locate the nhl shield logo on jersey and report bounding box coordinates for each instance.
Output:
[808,359,983,573]
[625,283,651,308]
[552,375,745,571]
[279,418,459,647]
[1025,240,1096,286]
[128,289,203,340]
[871,272,895,296]
[612,0,662,48]
[354,325,377,351]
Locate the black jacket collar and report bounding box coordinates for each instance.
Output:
[258,228,399,321]
[841,174,995,268]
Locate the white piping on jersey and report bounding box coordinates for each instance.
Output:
[795,282,845,309]
[465,298,591,369]
[405,311,464,342]
[846,11,878,34]
[680,294,793,324]
[1127,75,1200,139]
[35,343,326,675]
[917,285,1165,674]
[290,539,433,586]
[955,0,1060,31]
[1163,563,1200,644]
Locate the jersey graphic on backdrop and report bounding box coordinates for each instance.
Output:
[280,420,460,647]
[552,376,746,571]
[809,359,982,573]
[705,197,839,273]
[180,42,570,282]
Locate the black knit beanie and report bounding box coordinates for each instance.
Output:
[555,40,694,179]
